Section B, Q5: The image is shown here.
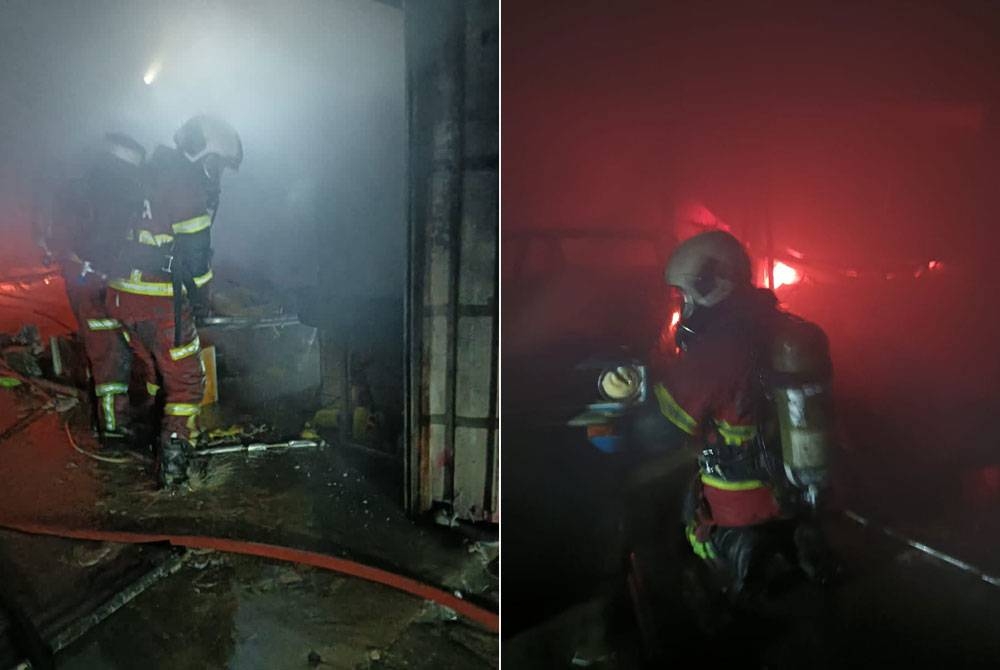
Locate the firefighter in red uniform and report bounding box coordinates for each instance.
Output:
[619,231,835,604]
[105,116,243,488]
[48,133,150,447]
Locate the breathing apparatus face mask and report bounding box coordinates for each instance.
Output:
[673,288,721,352]
[201,154,224,184]
[199,155,224,215]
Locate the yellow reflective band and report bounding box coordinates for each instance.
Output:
[172,214,212,234]
[193,269,213,287]
[121,330,131,344]
[700,473,766,492]
[86,318,121,331]
[137,230,174,247]
[686,523,716,560]
[109,272,174,297]
[95,382,129,397]
[146,382,160,397]
[109,270,213,297]
[102,394,116,432]
[715,419,758,446]
[165,403,201,417]
[169,336,201,361]
[653,383,698,435]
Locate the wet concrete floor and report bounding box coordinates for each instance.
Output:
[0,275,497,667]
[0,386,496,603]
[57,548,497,670]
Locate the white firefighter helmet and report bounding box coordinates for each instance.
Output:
[173,115,243,170]
[665,230,752,317]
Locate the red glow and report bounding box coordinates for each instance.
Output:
[928,260,942,270]
[772,261,801,289]
[656,308,684,360]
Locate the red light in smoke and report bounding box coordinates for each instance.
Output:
[656,308,684,359]
[772,261,801,289]
[928,260,942,271]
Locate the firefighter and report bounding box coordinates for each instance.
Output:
[620,230,835,603]
[48,133,149,448]
[105,116,243,488]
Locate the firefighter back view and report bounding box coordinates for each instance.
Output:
[105,115,243,488]
[48,133,148,447]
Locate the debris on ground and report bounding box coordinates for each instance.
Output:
[0,324,44,353]
[415,601,460,624]
[3,347,42,377]
[277,567,305,585]
[203,422,271,446]
[51,395,79,413]
[67,541,124,568]
[570,651,616,668]
[434,509,461,528]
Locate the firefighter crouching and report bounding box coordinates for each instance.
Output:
[48,133,152,449]
[105,116,243,488]
[603,231,837,605]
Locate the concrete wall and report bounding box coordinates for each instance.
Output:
[404,0,499,522]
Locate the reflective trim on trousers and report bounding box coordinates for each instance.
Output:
[169,336,200,361]
[101,394,116,432]
[146,382,160,397]
[686,522,716,560]
[86,318,121,331]
[95,382,129,397]
[108,269,214,297]
[165,402,201,417]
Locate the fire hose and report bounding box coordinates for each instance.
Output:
[1,419,497,632]
[0,519,499,634]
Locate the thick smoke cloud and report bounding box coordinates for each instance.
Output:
[0,0,405,300]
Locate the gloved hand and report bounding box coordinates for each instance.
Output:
[599,366,642,402]
[190,285,212,320]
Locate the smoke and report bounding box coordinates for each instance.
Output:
[0,0,406,298]
[502,0,1000,527]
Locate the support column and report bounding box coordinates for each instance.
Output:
[404,0,498,522]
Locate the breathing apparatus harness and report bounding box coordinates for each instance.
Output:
[118,155,217,346]
[168,176,218,345]
[678,292,792,496]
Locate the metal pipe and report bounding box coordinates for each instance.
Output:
[196,315,301,330]
[844,509,1000,588]
[48,553,185,653]
[191,439,325,457]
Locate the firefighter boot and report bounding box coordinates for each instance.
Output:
[157,433,190,489]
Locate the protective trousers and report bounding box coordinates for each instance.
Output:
[105,288,204,443]
[63,270,135,436]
